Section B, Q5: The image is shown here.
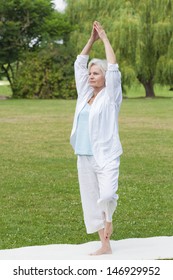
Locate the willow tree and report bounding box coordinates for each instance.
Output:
[155,1,173,89]
[66,0,173,97]
[134,0,173,96]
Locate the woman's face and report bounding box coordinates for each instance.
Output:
[88,64,105,89]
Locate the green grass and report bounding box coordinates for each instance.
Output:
[0,98,173,250]
[0,84,12,97]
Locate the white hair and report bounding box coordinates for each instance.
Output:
[88,58,107,76]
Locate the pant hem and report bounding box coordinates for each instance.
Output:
[86,223,105,234]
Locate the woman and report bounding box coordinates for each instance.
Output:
[70,21,123,255]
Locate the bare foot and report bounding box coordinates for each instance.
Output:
[90,245,112,256]
[89,226,113,255]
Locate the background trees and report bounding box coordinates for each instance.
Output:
[0,0,74,98]
[14,43,76,98]
[66,0,173,97]
[0,0,172,98]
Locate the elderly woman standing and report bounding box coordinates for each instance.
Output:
[70,21,123,255]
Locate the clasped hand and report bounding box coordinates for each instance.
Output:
[90,21,107,42]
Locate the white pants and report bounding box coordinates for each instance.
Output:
[77,156,120,234]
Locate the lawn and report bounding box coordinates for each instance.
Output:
[0,83,12,98]
[0,97,173,250]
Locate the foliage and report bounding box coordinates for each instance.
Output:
[1,0,172,99]
[0,0,73,98]
[156,38,173,86]
[66,0,173,97]
[13,44,76,99]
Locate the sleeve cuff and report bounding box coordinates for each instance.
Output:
[107,63,119,71]
[76,54,89,63]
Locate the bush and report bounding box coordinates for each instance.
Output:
[13,44,77,99]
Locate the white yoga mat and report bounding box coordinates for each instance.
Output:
[0,236,172,260]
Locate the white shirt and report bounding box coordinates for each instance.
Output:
[75,103,93,155]
[70,55,123,168]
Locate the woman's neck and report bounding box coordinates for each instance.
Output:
[93,86,105,97]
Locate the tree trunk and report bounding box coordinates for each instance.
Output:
[137,75,155,98]
[141,80,155,98]
[1,64,13,87]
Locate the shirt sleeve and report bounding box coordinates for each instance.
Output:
[105,63,122,106]
[74,55,92,98]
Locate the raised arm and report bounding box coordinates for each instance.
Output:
[93,21,122,105]
[93,21,116,64]
[80,23,100,55]
[74,23,100,97]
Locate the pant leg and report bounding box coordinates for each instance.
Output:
[77,156,105,234]
[95,157,120,222]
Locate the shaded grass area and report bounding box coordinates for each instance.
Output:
[0,84,12,97]
[0,83,173,99]
[0,98,172,250]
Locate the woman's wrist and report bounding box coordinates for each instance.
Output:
[102,36,109,44]
[88,37,95,45]
[80,38,94,55]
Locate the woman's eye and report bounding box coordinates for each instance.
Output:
[89,72,99,76]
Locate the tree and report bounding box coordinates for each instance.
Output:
[0,0,72,97]
[133,0,173,97]
[13,43,76,99]
[66,0,173,97]
[155,7,173,90]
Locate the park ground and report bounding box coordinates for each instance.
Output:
[0,84,173,249]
